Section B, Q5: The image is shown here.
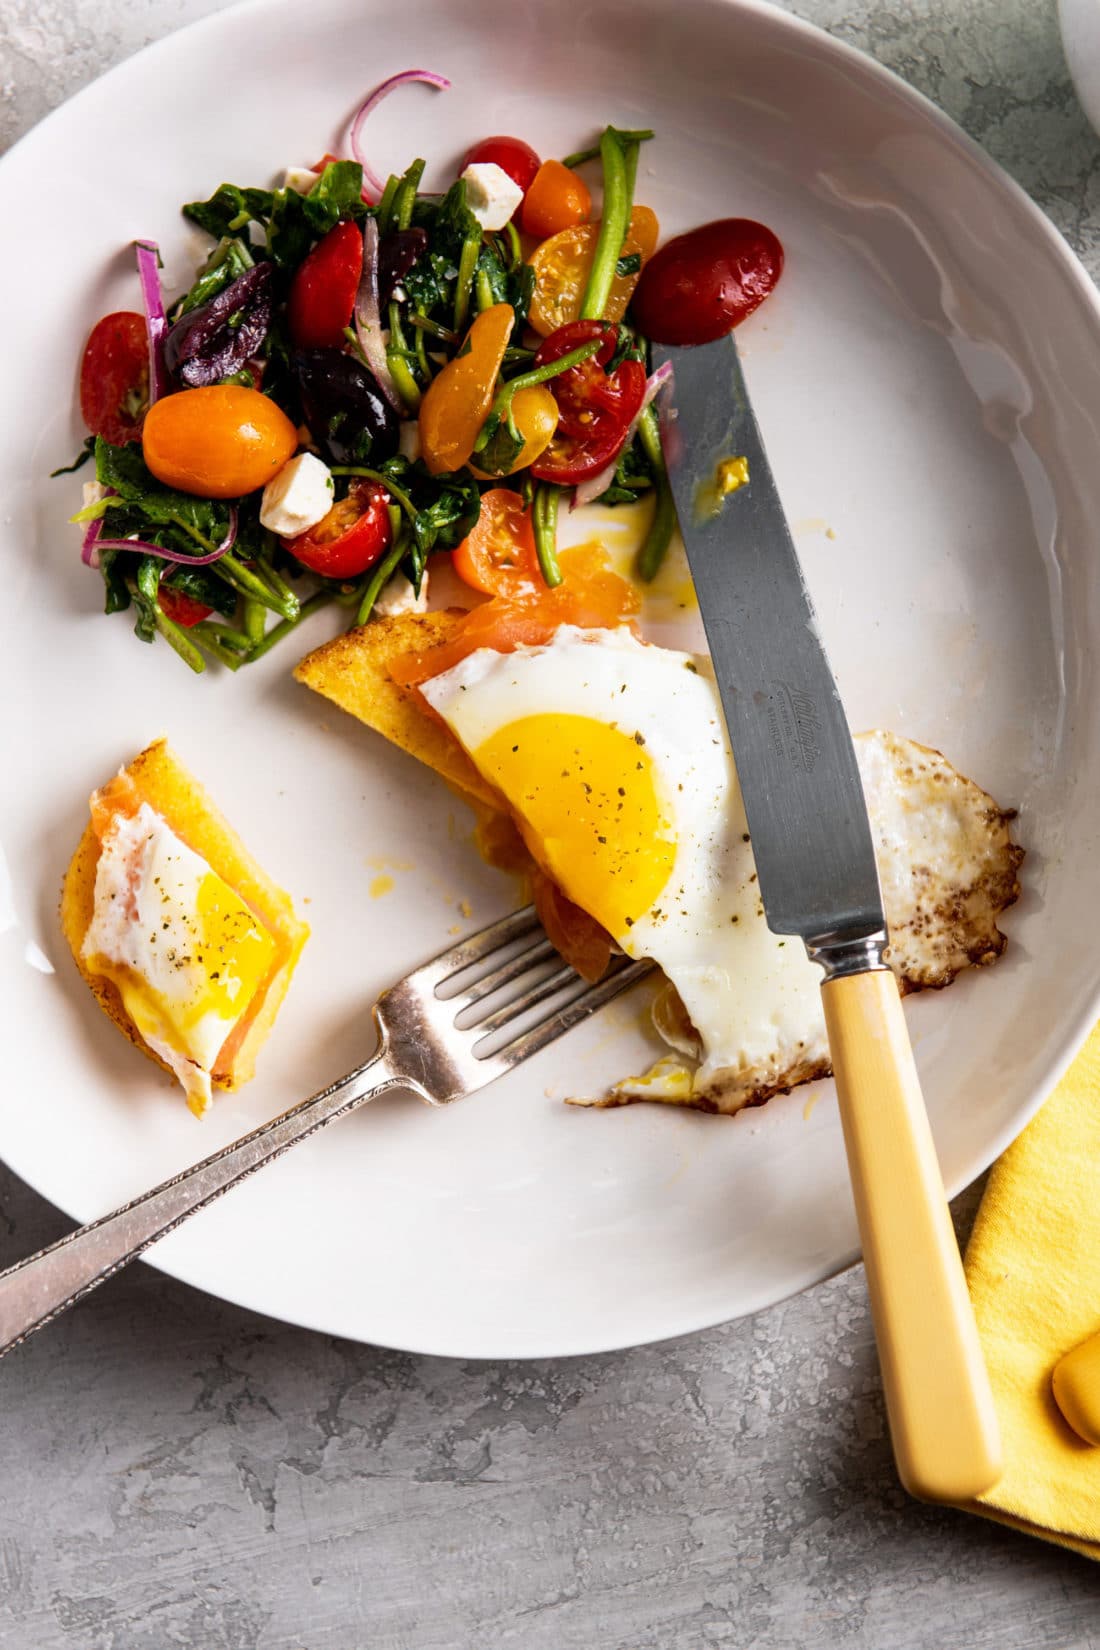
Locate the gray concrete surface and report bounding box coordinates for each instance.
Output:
[4,1,1100,1645]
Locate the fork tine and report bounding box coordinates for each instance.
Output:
[463,961,577,1034]
[411,904,542,988]
[445,935,558,1009]
[479,956,654,1064]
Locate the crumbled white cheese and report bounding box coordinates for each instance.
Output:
[284,166,320,196]
[81,480,109,511]
[259,452,334,537]
[374,568,429,618]
[460,162,524,231]
[398,421,422,462]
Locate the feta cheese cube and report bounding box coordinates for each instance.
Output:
[460,162,524,232]
[283,167,320,196]
[259,452,334,537]
[81,480,109,512]
[374,567,429,618]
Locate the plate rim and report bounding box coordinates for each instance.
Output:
[4,0,1099,1358]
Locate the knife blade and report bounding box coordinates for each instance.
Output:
[651,333,882,967]
[653,330,1002,1504]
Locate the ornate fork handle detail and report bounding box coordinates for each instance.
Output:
[0,1046,406,1358]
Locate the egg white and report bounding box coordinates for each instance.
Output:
[82,803,273,1113]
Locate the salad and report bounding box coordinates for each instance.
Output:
[62,70,784,674]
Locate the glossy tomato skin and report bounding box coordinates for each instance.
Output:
[142,386,299,497]
[462,136,541,194]
[288,220,364,349]
[631,218,784,345]
[80,312,149,445]
[452,488,542,596]
[521,161,591,240]
[157,586,213,627]
[284,479,392,578]
[529,321,646,484]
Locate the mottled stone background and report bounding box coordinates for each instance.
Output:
[4,2,1100,1645]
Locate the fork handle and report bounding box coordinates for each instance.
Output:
[822,969,1002,1502]
[0,1046,404,1358]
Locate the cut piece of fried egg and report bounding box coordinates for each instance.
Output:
[82,803,276,1114]
[421,629,1023,1116]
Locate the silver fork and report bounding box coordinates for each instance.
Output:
[0,907,650,1358]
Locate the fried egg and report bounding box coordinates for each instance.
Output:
[421,629,1023,1115]
[82,802,276,1114]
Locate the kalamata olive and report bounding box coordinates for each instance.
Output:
[165,263,274,387]
[378,228,428,308]
[630,220,784,346]
[293,347,400,465]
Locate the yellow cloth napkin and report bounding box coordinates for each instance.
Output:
[961,1022,1100,1555]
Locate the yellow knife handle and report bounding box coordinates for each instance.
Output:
[821,968,1002,1502]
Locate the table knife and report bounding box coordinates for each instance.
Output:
[652,333,1002,1503]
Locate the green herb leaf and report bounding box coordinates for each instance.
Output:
[303,161,367,234]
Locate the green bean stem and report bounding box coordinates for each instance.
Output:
[636,405,676,581]
[579,129,633,321]
[453,231,482,332]
[356,536,408,626]
[532,483,563,588]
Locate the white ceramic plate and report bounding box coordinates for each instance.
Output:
[3,0,1100,1359]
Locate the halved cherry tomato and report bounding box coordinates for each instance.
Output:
[528,207,659,338]
[418,303,514,476]
[452,488,542,596]
[631,219,784,345]
[288,220,364,350]
[469,384,558,478]
[283,479,392,578]
[520,160,591,240]
[142,386,299,497]
[462,136,541,195]
[79,312,149,445]
[157,586,213,627]
[529,321,646,485]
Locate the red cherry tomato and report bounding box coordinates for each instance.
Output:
[288,220,364,350]
[529,321,646,485]
[79,312,149,445]
[462,136,541,195]
[157,586,213,627]
[283,479,392,578]
[631,218,784,346]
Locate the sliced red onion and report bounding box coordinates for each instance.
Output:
[83,505,238,569]
[354,216,404,414]
[571,359,675,509]
[135,240,169,402]
[349,70,451,198]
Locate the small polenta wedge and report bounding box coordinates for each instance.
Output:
[61,739,308,1116]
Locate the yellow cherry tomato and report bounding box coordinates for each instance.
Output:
[470,384,559,478]
[520,160,592,240]
[419,303,514,475]
[142,386,298,498]
[529,206,661,338]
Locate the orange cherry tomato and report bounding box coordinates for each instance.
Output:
[528,206,660,337]
[418,303,514,476]
[520,160,591,240]
[142,386,298,498]
[469,384,558,478]
[452,488,543,596]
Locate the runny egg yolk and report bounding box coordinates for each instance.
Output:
[473,713,676,937]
